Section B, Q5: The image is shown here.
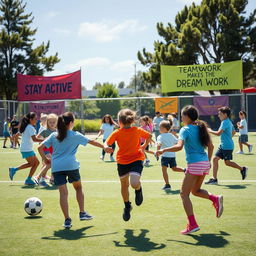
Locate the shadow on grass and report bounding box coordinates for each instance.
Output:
[42,226,117,240]
[24,215,43,219]
[9,184,39,190]
[168,231,230,248]
[218,184,250,189]
[113,229,166,252]
[163,189,180,195]
[40,185,58,190]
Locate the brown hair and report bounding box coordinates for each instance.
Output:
[118,109,136,126]
[239,110,247,118]
[102,114,115,125]
[19,112,36,133]
[218,106,231,118]
[181,105,211,148]
[57,112,74,142]
[140,115,150,126]
[159,120,171,131]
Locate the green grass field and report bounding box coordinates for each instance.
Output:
[0,134,256,256]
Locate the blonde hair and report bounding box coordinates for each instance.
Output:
[46,113,58,129]
[118,109,136,126]
[40,113,48,125]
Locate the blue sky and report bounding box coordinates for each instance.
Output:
[26,0,256,90]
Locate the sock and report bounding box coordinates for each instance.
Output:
[124,201,131,208]
[209,194,218,203]
[188,215,198,227]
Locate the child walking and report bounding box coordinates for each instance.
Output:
[205,107,247,185]
[34,113,58,186]
[105,109,151,221]
[38,112,112,228]
[156,105,223,235]
[9,112,43,185]
[156,120,184,190]
[236,110,253,154]
[95,114,118,161]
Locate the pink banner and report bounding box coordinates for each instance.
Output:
[17,70,81,101]
[29,101,65,118]
[193,96,229,116]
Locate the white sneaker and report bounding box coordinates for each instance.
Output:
[248,145,253,153]
[236,151,244,154]
[144,159,150,167]
[100,155,104,161]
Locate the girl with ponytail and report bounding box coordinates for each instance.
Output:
[9,112,43,185]
[38,112,112,228]
[156,105,223,235]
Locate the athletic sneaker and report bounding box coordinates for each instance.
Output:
[135,187,143,206]
[9,167,17,180]
[123,206,132,221]
[39,180,49,187]
[100,155,104,161]
[205,178,218,185]
[180,224,200,235]
[63,218,72,229]
[248,145,253,153]
[24,178,36,186]
[79,211,93,221]
[110,155,115,162]
[144,159,150,167]
[212,195,224,218]
[236,151,244,154]
[3,146,7,148]
[33,176,39,185]
[162,184,171,190]
[240,167,248,180]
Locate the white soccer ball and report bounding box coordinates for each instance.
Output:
[24,197,43,216]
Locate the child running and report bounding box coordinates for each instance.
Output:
[38,113,47,134]
[38,112,112,228]
[156,105,223,235]
[34,113,58,186]
[205,107,247,185]
[95,114,118,161]
[236,110,253,154]
[104,109,151,221]
[3,117,12,148]
[156,120,184,190]
[9,112,43,185]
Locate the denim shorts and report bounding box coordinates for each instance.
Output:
[215,147,233,160]
[161,157,177,168]
[3,131,10,138]
[53,169,81,186]
[117,160,143,178]
[239,135,248,143]
[21,151,36,159]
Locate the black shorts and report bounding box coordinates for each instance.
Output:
[117,160,143,178]
[215,147,233,161]
[161,157,177,168]
[53,169,81,186]
[239,135,248,143]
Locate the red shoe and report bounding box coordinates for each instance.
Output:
[180,224,200,235]
[212,195,223,218]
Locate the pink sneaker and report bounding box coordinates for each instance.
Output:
[212,195,223,218]
[180,224,200,235]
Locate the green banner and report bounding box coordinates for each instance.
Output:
[161,60,243,92]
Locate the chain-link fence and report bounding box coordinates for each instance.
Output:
[1,93,255,135]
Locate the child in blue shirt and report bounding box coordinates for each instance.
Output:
[156,120,184,190]
[38,112,112,228]
[205,106,247,185]
[156,105,222,235]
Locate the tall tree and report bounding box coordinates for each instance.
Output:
[0,0,60,99]
[138,0,256,93]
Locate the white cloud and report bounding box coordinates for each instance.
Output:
[53,28,71,36]
[111,60,135,72]
[46,11,59,19]
[78,19,147,42]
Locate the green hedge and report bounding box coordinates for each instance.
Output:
[73,119,101,133]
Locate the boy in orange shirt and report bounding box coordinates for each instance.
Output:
[105,109,151,221]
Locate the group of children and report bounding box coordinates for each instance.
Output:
[7,105,251,234]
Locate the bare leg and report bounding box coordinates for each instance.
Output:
[161,166,169,185]
[225,160,243,171]
[172,166,185,172]
[238,141,243,152]
[27,156,40,177]
[58,184,69,219]
[72,180,84,212]
[130,174,141,190]
[213,156,220,179]
[120,175,130,202]
[191,175,211,199]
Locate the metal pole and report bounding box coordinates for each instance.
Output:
[80,99,85,134]
[134,63,137,93]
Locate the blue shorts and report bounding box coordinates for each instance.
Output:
[239,135,248,143]
[3,131,10,138]
[161,157,177,168]
[53,169,81,186]
[215,147,233,161]
[21,151,36,159]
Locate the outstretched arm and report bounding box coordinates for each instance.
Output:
[156,139,184,157]
[89,140,113,153]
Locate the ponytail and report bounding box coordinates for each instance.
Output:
[19,112,36,133]
[57,112,74,142]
